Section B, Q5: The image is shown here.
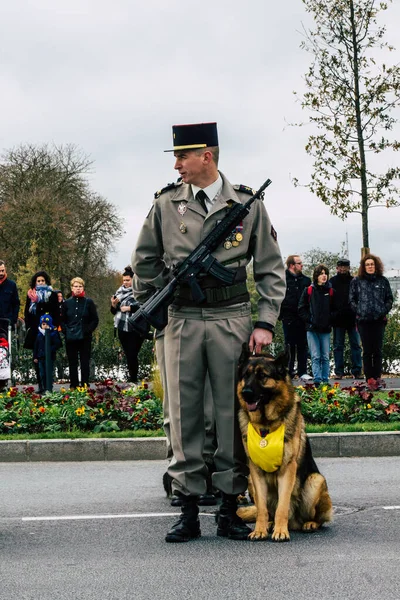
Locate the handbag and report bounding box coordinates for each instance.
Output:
[65,298,87,342]
[65,321,84,342]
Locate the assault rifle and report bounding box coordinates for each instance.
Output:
[130,178,272,337]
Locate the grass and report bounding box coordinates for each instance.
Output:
[0,422,399,441]
[306,422,400,433]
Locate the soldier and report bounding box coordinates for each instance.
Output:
[132,122,285,543]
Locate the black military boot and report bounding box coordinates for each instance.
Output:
[216,493,252,540]
[165,495,201,543]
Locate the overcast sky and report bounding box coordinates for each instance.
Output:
[2,0,400,272]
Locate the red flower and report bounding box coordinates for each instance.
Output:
[385,404,399,415]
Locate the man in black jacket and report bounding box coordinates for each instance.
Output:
[0,261,20,329]
[330,259,362,378]
[279,255,311,378]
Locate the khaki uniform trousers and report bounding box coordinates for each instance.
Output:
[165,302,252,496]
[155,333,216,459]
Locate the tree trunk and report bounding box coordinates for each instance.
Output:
[350,0,369,249]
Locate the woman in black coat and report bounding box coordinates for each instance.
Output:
[62,277,99,389]
[110,266,144,383]
[298,264,337,385]
[349,254,393,383]
[24,270,61,389]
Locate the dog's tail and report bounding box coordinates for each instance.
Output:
[236,505,257,522]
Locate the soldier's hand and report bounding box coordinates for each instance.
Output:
[249,328,273,354]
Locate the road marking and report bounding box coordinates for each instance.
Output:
[382,506,400,510]
[22,512,216,522]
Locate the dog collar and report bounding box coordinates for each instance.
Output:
[247,422,285,473]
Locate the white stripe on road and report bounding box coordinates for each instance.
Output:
[21,506,400,522]
[22,512,216,522]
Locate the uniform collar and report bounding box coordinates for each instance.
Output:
[191,174,223,207]
[170,172,242,218]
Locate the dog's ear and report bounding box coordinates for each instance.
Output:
[238,343,251,377]
[274,346,290,378]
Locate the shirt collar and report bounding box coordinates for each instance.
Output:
[191,173,223,207]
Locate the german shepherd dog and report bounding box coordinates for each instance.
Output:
[236,344,333,541]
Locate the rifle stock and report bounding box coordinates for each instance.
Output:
[130,178,271,336]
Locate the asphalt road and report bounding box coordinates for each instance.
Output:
[0,458,399,600]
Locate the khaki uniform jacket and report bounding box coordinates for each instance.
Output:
[132,172,285,328]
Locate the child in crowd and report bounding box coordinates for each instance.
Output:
[33,313,62,393]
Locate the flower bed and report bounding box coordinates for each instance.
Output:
[298,380,400,424]
[1,379,399,436]
[0,380,163,434]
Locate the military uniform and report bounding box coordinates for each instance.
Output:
[132,171,285,497]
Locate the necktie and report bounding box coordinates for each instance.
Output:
[196,190,208,213]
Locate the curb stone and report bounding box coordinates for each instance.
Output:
[0,432,399,462]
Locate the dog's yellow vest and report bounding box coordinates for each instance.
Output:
[247,422,285,472]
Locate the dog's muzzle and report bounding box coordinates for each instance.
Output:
[241,387,260,412]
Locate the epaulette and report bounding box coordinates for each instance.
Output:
[233,184,257,195]
[154,178,183,199]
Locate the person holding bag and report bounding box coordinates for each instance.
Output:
[62,277,99,389]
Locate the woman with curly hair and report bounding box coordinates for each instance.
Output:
[24,270,60,389]
[349,254,393,383]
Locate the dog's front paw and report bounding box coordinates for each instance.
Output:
[302,521,320,532]
[248,528,268,541]
[272,526,290,542]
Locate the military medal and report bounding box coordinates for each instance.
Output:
[179,222,187,234]
[222,219,244,250]
[259,439,268,448]
[178,202,187,216]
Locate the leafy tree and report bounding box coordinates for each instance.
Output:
[301,246,348,277]
[0,143,123,292]
[294,0,400,251]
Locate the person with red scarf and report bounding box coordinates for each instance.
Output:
[61,277,99,389]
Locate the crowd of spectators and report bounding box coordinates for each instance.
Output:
[0,261,146,392]
[280,253,393,387]
[0,253,395,393]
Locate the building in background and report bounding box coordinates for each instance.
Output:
[385,269,400,300]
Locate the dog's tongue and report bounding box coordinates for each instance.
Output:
[247,402,258,412]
